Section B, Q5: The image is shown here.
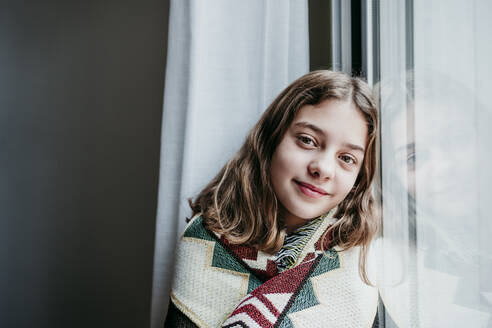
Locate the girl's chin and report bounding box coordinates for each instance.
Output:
[285,209,328,221]
[279,200,334,222]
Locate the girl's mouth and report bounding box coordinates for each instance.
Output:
[294,180,329,198]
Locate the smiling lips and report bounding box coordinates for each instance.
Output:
[294,180,329,198]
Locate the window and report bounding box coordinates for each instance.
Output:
[372,0,492,326]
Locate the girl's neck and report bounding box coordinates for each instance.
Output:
[283,213,310,234]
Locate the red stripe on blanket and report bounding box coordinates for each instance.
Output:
[220,238,259,260]
[254,293,281,317]
[252,259,315,294]
[220,237,278,281]
[227,303,275,328]
[302,252,316,263]
[250,259,278,281]
[223,254,321,327]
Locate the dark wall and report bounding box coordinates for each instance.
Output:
[0,1,169,327]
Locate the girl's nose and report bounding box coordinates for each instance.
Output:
[308,155,335,180]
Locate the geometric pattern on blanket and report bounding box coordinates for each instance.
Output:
[220,237,278,283]
[171,237,252,327]
[183,217,267,289]
[172,217,263,327]
[170,215,378,328]
[287,247,379,327]
[221,255,322,327]
[221,247,342,328]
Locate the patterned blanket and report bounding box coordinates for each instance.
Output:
[166,216,378,328]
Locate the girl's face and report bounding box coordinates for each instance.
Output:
[270,99,368,232]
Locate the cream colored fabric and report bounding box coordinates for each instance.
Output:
[171,237,250,327]
[288,247,378,328]
[169,215,378,327]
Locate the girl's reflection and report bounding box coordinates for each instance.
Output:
[377,69,491,326]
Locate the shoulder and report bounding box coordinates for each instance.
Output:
[181,214,213,240]
[169,214,254,327]
[319,246,379,324]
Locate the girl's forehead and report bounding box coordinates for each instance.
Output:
[294,99,362,123]
[292,99,368,145]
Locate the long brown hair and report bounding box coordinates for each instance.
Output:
[190,70,379,282]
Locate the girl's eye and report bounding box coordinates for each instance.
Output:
[297,135,316,147]
[339,155,356,165]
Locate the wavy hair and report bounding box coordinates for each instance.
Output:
[189,70,379,283]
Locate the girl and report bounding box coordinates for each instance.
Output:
[165,70,379,328]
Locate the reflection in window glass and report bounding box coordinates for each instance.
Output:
[376,0,492,327]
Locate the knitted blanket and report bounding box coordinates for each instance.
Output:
[166,216,378,328]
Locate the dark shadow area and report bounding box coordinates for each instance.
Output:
[351,0,362,75]
[0,0,169,327]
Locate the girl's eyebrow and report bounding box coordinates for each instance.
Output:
[294,121,365,153]
[294,121,324,135]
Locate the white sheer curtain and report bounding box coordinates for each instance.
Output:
[377,0,492,327]
[150,1,309,327]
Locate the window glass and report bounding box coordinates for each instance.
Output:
[377,0,492,326]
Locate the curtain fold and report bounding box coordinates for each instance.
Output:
[150,1,309,327]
